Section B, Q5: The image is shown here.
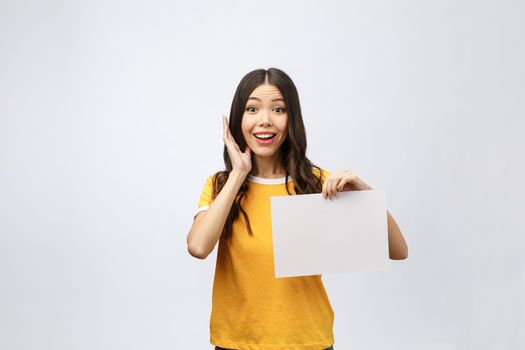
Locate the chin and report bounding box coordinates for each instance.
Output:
[252,151,276,158]
[251,148,279,158]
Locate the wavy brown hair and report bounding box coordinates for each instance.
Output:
[212,67,326,241]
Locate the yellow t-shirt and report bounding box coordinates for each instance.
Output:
[196,168,335,350]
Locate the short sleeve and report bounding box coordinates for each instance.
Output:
[312,166,331,184]
[195,174,214,218]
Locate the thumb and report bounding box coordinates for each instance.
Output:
[244,146,251,155]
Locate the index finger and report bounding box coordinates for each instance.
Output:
[223,115,229,138]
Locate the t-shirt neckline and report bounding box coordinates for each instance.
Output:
[247,174,293,185]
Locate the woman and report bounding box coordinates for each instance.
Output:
[187,67,408,349]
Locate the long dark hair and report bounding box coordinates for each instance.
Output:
[212,67,326,240]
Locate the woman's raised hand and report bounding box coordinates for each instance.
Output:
[223,115,252,176]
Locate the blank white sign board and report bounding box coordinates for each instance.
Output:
[270,190,390,278]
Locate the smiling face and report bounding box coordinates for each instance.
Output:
[241,83,289,161]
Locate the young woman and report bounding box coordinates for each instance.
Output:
[187,68,408,350]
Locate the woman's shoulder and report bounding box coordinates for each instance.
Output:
[311,165,331,181]
[204,170,226,181]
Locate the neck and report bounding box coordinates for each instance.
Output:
[251,154,285,178]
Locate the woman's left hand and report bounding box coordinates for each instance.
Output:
[322,170,373,200]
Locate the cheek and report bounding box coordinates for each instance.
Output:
[279,117,289,135]
[241,119,252,140]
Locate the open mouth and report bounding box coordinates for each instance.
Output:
[253,133,276,145]
[253,133,276,140]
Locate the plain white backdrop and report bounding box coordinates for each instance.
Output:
[1,0,524,349]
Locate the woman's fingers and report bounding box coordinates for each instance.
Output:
[322,177,330,199]
[222,115,230,144]
[322,176,342,200]
[323,171,370,200]
[323,177,335,199]
[223,114,243,153]
[223,115,235,147]
[336,177,347,191]
[330,179,339,197]
[221,115,252,174]
[326,178,334,199]
[223,116,235,143]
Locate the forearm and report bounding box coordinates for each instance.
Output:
[187,171,246,259]
[387,210,408,260]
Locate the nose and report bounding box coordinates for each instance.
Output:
[258,109,272,127]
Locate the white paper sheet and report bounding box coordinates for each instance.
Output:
[270,190,390,278]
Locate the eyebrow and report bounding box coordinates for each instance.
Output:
[247,97,285,102]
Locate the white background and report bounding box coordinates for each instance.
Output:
[1,0,524,349]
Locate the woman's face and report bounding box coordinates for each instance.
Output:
[241,83,288,159]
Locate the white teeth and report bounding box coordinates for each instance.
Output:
[254,134,275,139]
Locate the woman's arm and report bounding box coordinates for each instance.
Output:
[187,170,246,259]
[386,210,408,260]
[187,115,252,259]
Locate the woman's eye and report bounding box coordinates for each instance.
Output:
[246,107,257,112]
[275,107,286,113]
